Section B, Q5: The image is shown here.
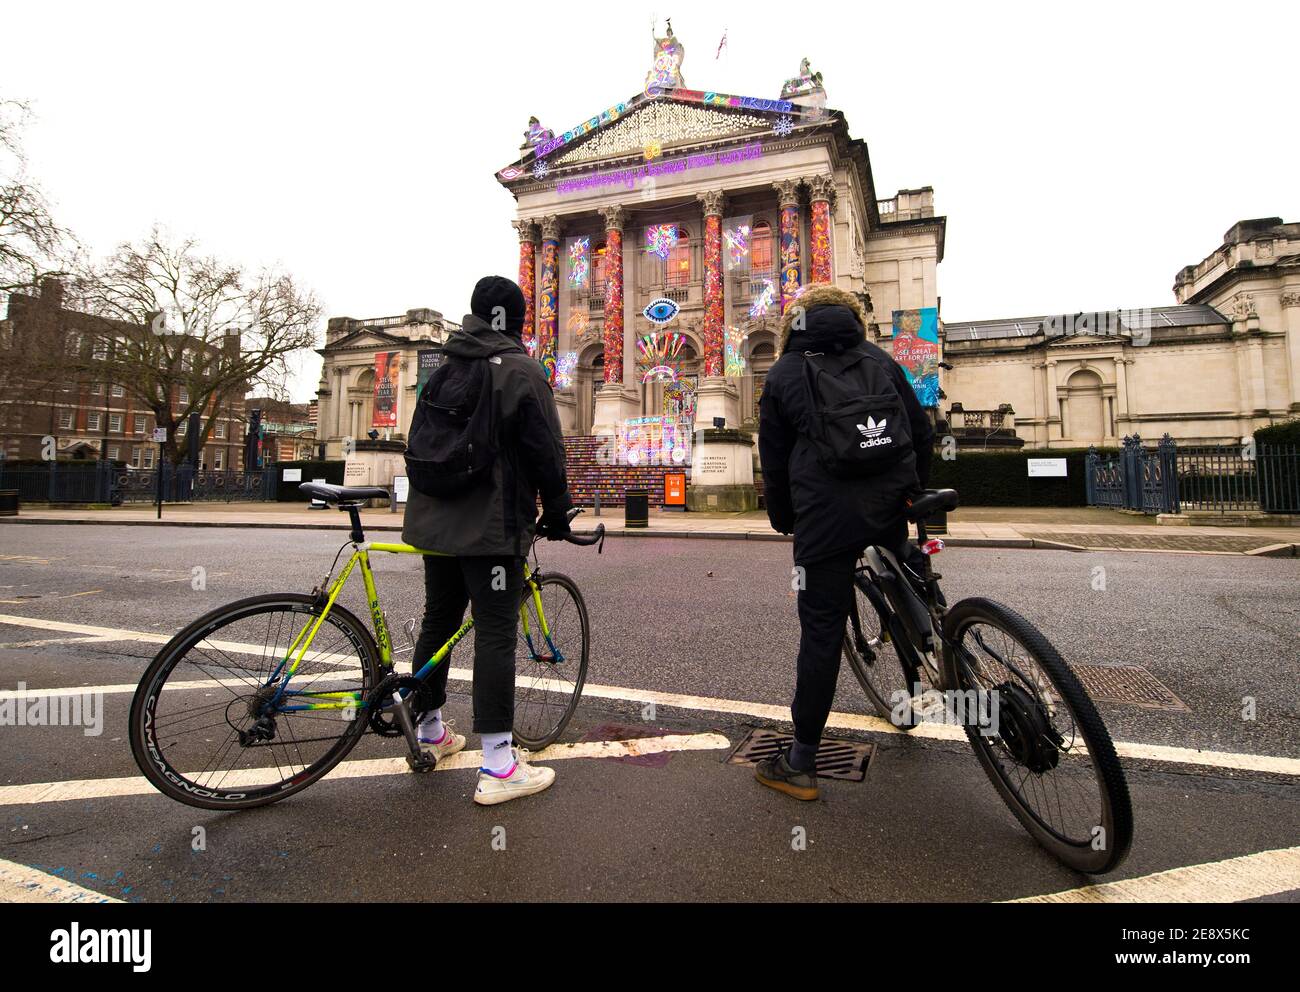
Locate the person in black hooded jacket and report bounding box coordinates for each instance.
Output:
[755,284,934,800]
[402,275,574,806]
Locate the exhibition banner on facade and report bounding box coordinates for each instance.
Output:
[416,349,442,397]
[890,307,941,408]
[372,351,401,428]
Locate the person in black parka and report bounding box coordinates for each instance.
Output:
[756,284,934,800]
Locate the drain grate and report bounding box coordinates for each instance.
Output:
[726,728,873,781]
[1071,663,1189,711]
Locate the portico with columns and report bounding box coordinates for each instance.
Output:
[495,36,945,505]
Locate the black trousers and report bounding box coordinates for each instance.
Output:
[411,554,524,735]
[791,523,907,749]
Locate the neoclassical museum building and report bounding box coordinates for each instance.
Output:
[312,25,1298,498]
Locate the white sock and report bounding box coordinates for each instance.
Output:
[418,708,444,742]
[480,731,515,774]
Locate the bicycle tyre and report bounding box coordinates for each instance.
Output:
[941,597,1133,873]
[129,593,383,811]
[512,572,590,750]
[843,578,922,730]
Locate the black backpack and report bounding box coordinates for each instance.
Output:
[404,356,498,498]
[800,346,913,478]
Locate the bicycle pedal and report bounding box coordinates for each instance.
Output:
[406,754,437,774]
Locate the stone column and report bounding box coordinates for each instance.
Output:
[1281,291,1300,412]
[592,205,640,437]
[513,219,538,356]
[774,179,803,313]
[598,204,625,385]
[537,215,561,385]
[807,175,836,284]
[698,190,726,377]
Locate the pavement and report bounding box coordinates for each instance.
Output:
[0,525,1296,903]
[4,502,1299,555]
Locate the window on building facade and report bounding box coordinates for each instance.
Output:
[109,414,123,433]
[178,386,189,404]
[131,446,140,468]
[92,338,108,361]
[752,222,774,276]
[59,410,74,430]
[111,384,124,397]
[88,412,101,432]
[215,422,225,439]
[90,382,104,395]
[143,448,154,469]
[214,449,224,470]
[665,227,691,288]
[108,445,120,461]
[134,415,146,434]
[177,420,187,437]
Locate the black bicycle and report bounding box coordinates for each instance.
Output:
[842,488,1133,874]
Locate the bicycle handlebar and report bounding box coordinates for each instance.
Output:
[564,523,605,552]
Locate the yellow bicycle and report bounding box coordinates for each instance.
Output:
[128,483,603,810]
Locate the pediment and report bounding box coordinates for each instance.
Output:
[552,100,777,167]
[328,329,409,352]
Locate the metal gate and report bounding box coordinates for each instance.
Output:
[1085,434,1178,515]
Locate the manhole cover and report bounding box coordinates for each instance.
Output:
[1071,663,1188,711]
[726,728,873,781]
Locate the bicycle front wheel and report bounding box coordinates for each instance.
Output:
[513,572,589,750]
[843,577,924,730]
[129,594,383,810]
[941,598,1133,874]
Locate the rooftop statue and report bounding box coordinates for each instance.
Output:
[780,56,826,100]
[523,115,554,149]
[645,17,686,96]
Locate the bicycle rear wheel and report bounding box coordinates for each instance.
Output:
[843,577,923,730]
[941,597,1133,873]
[513,572,589,750]
[129,594,383,810]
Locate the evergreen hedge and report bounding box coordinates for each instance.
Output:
[928,447,1119,507]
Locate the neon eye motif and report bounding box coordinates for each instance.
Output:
[643,298,680,324]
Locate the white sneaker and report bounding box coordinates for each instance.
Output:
[417,722,465,763]
[473,747,556,806]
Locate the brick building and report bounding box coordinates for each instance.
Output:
[0,279,248,470]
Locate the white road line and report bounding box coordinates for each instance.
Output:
[0,858,123,903]
[1006,845,1300,903]
[3,612,1299,777]
[0,732,731,806]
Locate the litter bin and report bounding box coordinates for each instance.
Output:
[624,488,649,528]
[0,490,17,517]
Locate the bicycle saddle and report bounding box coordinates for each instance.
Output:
[300,482,391,504]
[905,488,959,522]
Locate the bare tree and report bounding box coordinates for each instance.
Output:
[0,99,77,439]
[70,228,322,465]
[0,99,72,295]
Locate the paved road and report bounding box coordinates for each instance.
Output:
[0,525,1296,902]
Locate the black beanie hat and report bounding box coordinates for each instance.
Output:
[470,275,526,336]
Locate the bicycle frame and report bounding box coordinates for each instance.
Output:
[265,542,555,715]
[854,539,947,690]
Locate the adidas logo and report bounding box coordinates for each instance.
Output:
[857,417,887,439]
[857,417,892,449]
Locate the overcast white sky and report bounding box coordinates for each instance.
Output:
[4,1,1297,401]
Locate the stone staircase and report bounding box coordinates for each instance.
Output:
[562,435,686,506]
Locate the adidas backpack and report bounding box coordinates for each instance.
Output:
[800,346,914,478]
[404,356,498,498]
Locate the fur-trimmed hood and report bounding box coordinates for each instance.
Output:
[777,283,868,354]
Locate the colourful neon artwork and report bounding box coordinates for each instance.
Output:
[662,88,794,114]
[749,278,776,319]
[891,308,941,408]
[566,306,589,338]
[810,199,832,283]
[779,205,802,313]
[724,223,751,270]
[567,236,590,289]
[724,326,747,377]
[517,240,536,355]
[617,415,691,467]
[702,212,724,377]
[537,238,559,385]
[663,375,697,428]
[603,228,624,384]
[646,224,679,261]
[555,351,578,390]
[643,298,680,324]
[555,143,763,196]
